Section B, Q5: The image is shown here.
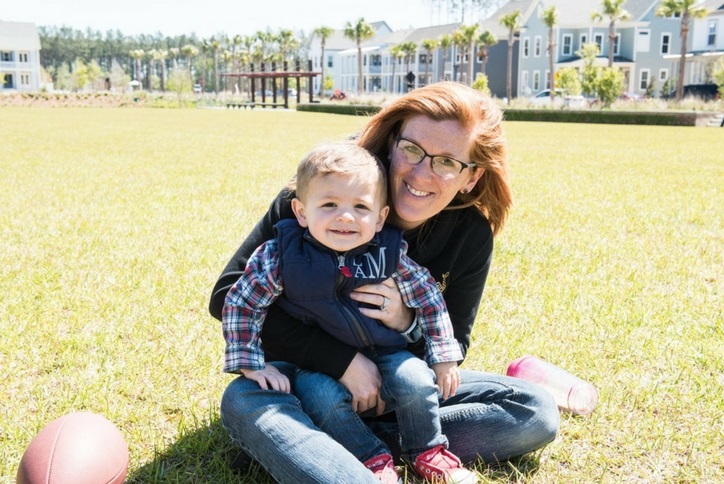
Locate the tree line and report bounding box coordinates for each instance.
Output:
[37,25,310,93]
[36,0,716,102]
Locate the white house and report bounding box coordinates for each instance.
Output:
[685,0,724,88]
[307,21,393,96]
[0,20,42,91]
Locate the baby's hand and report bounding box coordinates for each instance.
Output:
[241,366,291,393]
[432,361,460,400]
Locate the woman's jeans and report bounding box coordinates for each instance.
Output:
[295,350,447,464]
[220,362,559,484]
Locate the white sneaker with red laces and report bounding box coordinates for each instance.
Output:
[412,445,478,483]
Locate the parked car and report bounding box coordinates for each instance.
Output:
[620,92,645,101]
[529,89,585,108]
[193,83,202,94]
[529,89,564,105]
[276,88,298,97]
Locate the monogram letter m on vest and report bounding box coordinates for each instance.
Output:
[354,247,387,279]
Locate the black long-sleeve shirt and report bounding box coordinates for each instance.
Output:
[210,187,494,380]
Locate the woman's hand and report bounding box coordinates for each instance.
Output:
[338,353,386,415]
[241,366,291,393]
[432,361,460,400]
[351,277,414,332]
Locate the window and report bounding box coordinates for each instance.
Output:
[521,70,529,92]
[371,55,381,66]
[1,51,13,62]
[614,34,621,55]
[534,36,542,56]
[562,35,573,56]
[523,37,530,57]
[639,69,650,90]
[327,55,333,68]
[659,69,668,82]
[708,20,717,46]
[661,33,671,54]
[533,70,540,90]
[545,70,551,89]
[594,34,604,53]
[20,73,30,86]
[19,52,29,63]
[419,54,428,64]
[637,30,650,52]
[580,34,588,50]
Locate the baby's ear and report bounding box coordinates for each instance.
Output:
[291,198,308,228]
[376,205,390,232]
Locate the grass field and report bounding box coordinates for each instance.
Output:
[1,107,722,483]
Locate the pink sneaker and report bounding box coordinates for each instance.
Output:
[413,445,478,483]
[363,453,401,484]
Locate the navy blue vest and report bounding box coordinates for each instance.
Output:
[274,219,407,352]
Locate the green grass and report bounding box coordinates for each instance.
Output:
[1,108,722,483]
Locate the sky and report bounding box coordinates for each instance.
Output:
[1,0,466,39]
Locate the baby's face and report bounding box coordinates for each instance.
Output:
[293,172,388,252]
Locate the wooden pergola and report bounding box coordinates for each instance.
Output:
[222,61,321,109]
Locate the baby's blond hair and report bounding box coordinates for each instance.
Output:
[292,143,387,204]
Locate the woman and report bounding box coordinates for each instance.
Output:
[210,82,559,483]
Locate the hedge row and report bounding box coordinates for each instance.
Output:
[297,103,381,116]
[501,109,708,126]
[297,103,712,126]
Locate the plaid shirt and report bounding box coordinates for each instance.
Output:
[222,238,463,373]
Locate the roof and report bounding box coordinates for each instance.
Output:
[480,0,536,37]
[701,0,724,11]
[397,23,461,43]
[0,21,41,50]
[314,21,394,51]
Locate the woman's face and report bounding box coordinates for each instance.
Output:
[387,115,482,230]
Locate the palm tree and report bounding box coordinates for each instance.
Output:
[656,0,709,101]
[344,18,375,94]
[129,49,145,83]
[180,44,198,77]
[592,0,630,68]
[438,34,453,81]
[389,44,404,93]
[398,41,418,90]
[169,47,180,69]
[476,30,497,76]
[542,6,558,102]
[221,49,234,92]
[420,38,438,87]
[255,30,273,64]
[277,29,298,64]
[457,24,480,85]
[451,29,466,82]
[499,9,522,101]
[313,26,333,97]
[206,38,221,94]
[152,48,168,92]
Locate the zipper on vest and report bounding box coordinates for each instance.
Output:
[338,255,352,278]
[335,253,371,348]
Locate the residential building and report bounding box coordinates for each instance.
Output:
[297,0,724,100]
[683,0,724,89]
[307,21,392,96]
[0,20,42,91]
[515,0,689,98]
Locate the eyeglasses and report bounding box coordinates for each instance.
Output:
[394,136,476,180]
